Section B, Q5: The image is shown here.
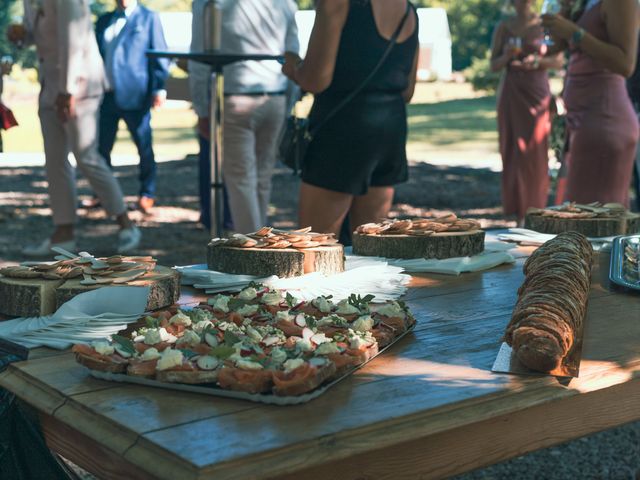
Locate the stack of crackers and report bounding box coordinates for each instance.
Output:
[504,232,593,373]
[355,213,481,236]
[0,254,157,286]
[210,227,339,250]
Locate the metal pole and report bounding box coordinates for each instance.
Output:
[209,67,225,237]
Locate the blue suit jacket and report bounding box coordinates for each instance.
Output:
[96,6,170,111]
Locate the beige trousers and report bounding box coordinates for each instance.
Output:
[38,95,126,226]
[223,94,286,234]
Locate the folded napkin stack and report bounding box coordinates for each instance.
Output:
[178,242,515,298]
[0,286,150,349]
[177,261,410,302]
[345,242,515,275]
[497,228,616,251]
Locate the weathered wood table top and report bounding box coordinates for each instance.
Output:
[1,244,639,480]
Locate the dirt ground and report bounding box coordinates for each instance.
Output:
[0,156,512,267]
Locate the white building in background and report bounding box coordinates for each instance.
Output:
[158,7,453,94]
[416,8,452,81]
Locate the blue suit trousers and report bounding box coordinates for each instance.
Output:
[99,92,156,198]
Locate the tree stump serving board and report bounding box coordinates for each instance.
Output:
[524,213,640,237]
[352,230,485,259]
[207,244,345,278]
[0,266,180,318]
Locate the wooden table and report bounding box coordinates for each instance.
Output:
[1,245,639,480]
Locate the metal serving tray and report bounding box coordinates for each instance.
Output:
[609,235,640,292]
[89,325,415,406]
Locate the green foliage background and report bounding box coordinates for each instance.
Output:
[0,0,508,73]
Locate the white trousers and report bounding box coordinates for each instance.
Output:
[223,94,286,234]
[38,95,126,226]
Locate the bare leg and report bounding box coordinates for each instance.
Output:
[349,186,394,232]
[298,182,353,236]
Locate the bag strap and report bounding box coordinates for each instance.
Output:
[308,0,412,138]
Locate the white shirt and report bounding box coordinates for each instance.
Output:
[189,0,299,118]
[103,0,138,87]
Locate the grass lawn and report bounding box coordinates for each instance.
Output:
[1,77,499,165]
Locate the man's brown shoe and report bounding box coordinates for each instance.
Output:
[138,196,155,213]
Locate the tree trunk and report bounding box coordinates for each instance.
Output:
[525,213,640,236]
[0,266,180,318]
[55,266,181,312]
[207,244,345,278]
[0,277,64,317]
[352,230,485,259]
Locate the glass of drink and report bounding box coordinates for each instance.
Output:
[509,37,523,57]
[8,16,25,48]
[541,0,561,46]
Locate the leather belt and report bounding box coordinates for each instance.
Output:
[224,91,286,97]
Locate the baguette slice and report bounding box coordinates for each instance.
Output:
[217,367,274,394]
[72,344,129,374]
[273,361,337,396]
[156,369,219,384]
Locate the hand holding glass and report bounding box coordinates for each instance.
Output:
[508,37,523,58]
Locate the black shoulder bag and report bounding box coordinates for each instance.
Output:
[279,1,412,175]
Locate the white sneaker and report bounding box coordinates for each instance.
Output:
[117,226,142,254]
[22,239,77,257]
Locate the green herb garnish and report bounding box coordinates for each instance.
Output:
[145,315,159,328]
[285,292,298,308]
[111,335,137,356]
[223,330,241,346]
[209,345,235,360]
[347,294,375,310]
[179,349,199,359]
[227,297,249,311]
[305,315,317,329]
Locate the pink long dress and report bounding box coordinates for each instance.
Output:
[497,25,551,219]
[563,2,639,206]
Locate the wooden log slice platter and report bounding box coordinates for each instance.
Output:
[525,212,640,237]
[207,244,345,278]
[352,230,485,259]
[0,266,180,318]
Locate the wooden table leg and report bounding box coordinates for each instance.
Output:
[39,413,158,480]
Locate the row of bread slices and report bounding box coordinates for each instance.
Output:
[72,285,415,396]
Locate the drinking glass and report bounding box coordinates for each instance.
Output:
[508,37,523,57]
[541,0,561,46]
[7,15,25,49]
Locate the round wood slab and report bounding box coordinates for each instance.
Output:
[0,266,180,318]
[352,230,485,259]
[525,213,640,237]
[207,244,345,278]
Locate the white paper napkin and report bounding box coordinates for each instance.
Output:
[0,286,150,350]
[344,244,515,276]
[176,262,410,302]
[497,228,616,251]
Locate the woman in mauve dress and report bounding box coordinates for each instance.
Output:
[543,0,639,206]
[491,0,564,225]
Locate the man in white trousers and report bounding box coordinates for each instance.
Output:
[189,0,299,234]
[8,0,141,255]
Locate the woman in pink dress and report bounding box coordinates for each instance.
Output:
[491,0,563,225]
[543,0,639,206]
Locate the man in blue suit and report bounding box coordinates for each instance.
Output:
[95,0,169,212]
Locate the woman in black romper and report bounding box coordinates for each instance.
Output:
[282,0,419,236]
